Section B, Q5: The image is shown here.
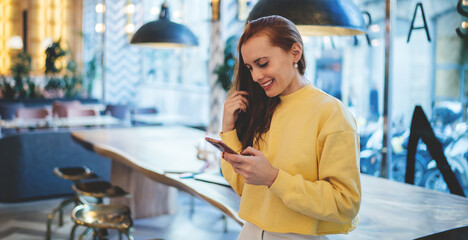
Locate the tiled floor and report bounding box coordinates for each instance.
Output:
[0,191,242,240]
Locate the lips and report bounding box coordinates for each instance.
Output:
[260,79,274,90]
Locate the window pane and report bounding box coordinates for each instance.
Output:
[436,69,460,99]
[465,70,467,99]
[346,0,467,195]
[387,0,466,195]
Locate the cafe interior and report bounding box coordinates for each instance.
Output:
[0,0,467,239]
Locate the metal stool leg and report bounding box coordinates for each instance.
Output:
[60,195,82,227]
[190,195,195,217]
[46,198,75,240]
[70,223,80,240]
[96,229,109,239]
[222,214,228,233]
[89,228,109,240]
[78,227,93,240]
[59,208,64,226]
[122,230,134,240]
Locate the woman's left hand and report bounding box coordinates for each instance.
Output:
[223,147,279,187]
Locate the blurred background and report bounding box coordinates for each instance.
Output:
[0,0,467,194]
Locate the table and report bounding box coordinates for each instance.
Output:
[71,126,468,239]
[132,113,205,126]
[334,175,468,239]
[1,115,121,129]
[72,126,241,222]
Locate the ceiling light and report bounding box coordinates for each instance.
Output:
[125,24,135,33]
[130,3,199,48]
[369,24,380,33]
[125,4,135,14]
[95,4,105,13]
[247,0,366,36]
[7,36,23,49]
[95,23,105,33]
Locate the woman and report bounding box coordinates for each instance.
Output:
[221,15,361,239]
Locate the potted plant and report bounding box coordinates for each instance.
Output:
[0,51,36,99]
[214,36,239,92]
[43,38,83,98]
[0,75,16,99]
[44,38,67,98]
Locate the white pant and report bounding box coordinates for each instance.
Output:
[238,222,329,240]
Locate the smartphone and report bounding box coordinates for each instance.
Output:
[205,137,238,155]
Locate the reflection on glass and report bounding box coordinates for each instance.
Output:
[436,69,460,99]
[313,0,468,194]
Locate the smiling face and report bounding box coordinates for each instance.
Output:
[240,34,304,97]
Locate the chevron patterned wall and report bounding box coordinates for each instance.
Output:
[103,0,142,104]
[208,21,225,134]
[82,0,98,99]
[83,0,143,104]
[208,0,245,134]
[221,0,244,42]
[82,0,241,127]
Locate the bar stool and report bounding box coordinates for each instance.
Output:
[46,166,98,239]
[70,180,131,240]
[47,167,129,240]
[72,180,130,203]
[70,203,134,240]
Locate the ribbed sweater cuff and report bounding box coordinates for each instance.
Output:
[220,129,237,139]
[269,169,292,196]
[220,129,243,153]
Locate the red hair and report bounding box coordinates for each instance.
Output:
[231,15,306,149]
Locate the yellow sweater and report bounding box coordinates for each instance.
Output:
[220,84,361,235]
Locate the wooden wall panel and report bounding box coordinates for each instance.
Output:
[0,0,83,76]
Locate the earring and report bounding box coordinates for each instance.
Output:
[294,62,298,68]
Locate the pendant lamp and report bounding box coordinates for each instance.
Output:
[247,0,366,36]
[7,36,24,50]
[130,3,199,48]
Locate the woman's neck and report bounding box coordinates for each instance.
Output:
[279,74,308,96]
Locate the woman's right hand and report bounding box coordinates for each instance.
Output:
[222,91,249,133]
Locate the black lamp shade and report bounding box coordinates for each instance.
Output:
[247,0,366,36]
[130,4,199,48]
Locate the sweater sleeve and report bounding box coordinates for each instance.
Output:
[269,130,361,224]
[219,130,245,196]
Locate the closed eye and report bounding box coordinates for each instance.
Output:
[258,62,268,68]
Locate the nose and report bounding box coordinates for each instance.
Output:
[251,68,264,83]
